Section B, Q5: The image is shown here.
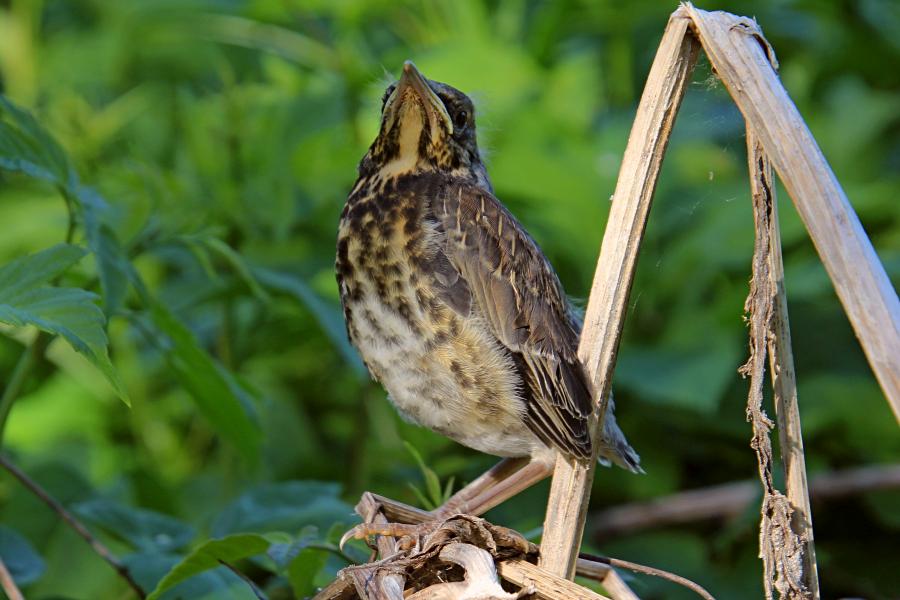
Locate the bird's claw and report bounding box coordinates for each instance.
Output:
[338,522,425,551]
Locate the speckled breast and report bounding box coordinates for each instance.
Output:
[335,174,538,458]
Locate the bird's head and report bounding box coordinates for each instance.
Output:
[361,61,490,189]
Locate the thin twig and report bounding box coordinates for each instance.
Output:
[592,463,900,538]
[579,553,716,600]
[0,454,147,599]
[219,560,267,600]
[0,556,25,600]
[0,334,48,444]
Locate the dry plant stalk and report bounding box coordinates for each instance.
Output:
[539,7,700,577]
[747,131,819,598]
[740,135,809,599]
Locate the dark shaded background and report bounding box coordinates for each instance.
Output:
[0,0,898,598]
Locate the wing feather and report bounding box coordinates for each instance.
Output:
[431,183,592,459]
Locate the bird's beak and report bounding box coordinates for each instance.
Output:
[389,60,454,136]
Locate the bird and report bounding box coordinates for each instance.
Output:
[336,61,640,519]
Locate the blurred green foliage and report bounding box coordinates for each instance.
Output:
[0,0,897,598]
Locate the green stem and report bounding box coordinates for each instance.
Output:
[0,334,48,446]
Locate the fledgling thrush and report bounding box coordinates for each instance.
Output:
[336,62,641,518]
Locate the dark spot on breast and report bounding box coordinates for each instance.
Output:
[374,278,388,299]
[450,359,474,388]
[363,309,384,335]
[476,391,503,418]
[432,329,450,346]
[394,297,417,329]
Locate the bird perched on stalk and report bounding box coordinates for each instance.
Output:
[336,61,640,518]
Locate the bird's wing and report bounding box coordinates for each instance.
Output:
[430,182,593,459]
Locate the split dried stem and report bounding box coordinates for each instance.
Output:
[748,130,819,598]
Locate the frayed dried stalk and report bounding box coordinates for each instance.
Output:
[740,135,810,600]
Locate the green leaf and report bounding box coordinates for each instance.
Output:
[212,481,355,537]
[197,237,269,302]
[252,267,366,378]
[172,234,270,301]
[148,301,261,460]
[0,96,73,187]
[287,547,329,597]
[0,244,128,403]
[77,186,131,315]
[404,441,447,509]
[146,534,272,600]
[0,525,45,586]
[0,98,132,317]
[73,498,196,553]
[615,339,740,413]
[125,552,257,600]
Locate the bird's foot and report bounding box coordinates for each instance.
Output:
[339,520,442,552]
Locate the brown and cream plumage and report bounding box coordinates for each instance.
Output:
[336,61,640,475]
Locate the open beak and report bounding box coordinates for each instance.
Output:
[388,60,453,136]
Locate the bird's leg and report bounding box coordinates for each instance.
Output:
[432,457,553,519]
[339,458,555,554]
[434,457,527,516]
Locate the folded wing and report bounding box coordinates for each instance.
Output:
[430,183,593,460]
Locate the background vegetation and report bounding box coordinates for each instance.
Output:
[0,0,897,598]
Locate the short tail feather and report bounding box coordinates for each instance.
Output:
[597,394,644,474]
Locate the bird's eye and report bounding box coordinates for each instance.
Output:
[454,110,468,130]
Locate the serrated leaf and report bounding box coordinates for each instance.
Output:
[212,481,355,537]
[0,243,84,297]
[149,301,261,460]
[0,96,73,187]
[0,525,45,586]
[253,267,366,377]
[0,244,128,404]
[0,99,133,317]
[73,498,196,553]
[146,534,272,600]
